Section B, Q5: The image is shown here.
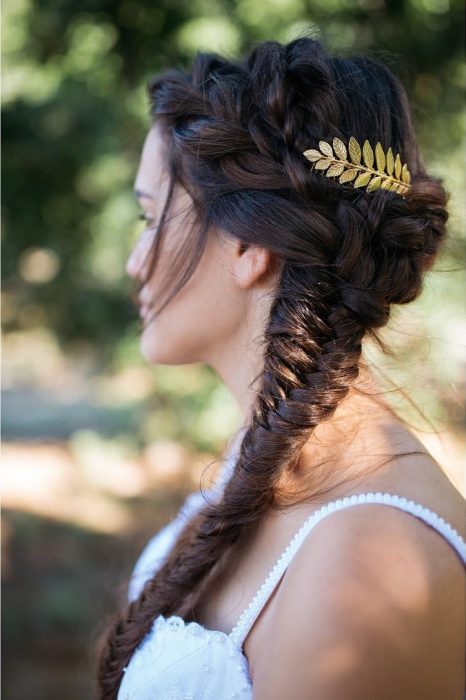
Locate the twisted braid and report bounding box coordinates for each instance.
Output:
[94,37,449,698]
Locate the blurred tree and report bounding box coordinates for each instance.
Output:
[2,0,464,354]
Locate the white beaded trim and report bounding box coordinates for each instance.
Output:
[228,491,466,647]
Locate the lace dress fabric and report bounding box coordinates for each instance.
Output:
[118,430,466,699]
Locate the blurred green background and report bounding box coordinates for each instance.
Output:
[2,0,465,697]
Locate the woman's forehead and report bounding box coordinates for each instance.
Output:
[135,126,168,198]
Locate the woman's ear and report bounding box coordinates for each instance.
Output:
[233,240,278,290]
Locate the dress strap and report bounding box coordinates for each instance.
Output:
[228,491,466,649]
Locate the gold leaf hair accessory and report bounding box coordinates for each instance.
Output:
[303,136,411,197]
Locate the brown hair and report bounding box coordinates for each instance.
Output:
[93,36,449,698]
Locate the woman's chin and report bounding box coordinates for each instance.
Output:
[139,321,175,365]
[139,322,160,364]
[139,322,199,366]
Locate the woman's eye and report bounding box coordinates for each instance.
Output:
[138,212,150,222]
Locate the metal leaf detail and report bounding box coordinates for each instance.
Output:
[366,176,382,193]
[339,168,358,183]
[386,147,394,175]
[302,149,322,162]
[354,171,371,188]
[326,163,345,177]
[302,136,411,198]
[375,142,385,172]
[332,137,347,160]
[314,158,333,170]
[319,140,334,157]
[362,140,374,168]
[380,179,392,190]
[348,136,361,165]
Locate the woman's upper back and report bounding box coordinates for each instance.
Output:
[119,427,466,699]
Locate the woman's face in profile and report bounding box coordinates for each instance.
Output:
[126,124,254,368]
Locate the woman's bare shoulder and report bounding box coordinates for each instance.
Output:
[339,449,466,538]
[252,500,465,699]
[250,451,466,699]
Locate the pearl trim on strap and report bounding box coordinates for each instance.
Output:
[228,491,466,648]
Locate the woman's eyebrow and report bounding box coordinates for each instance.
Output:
[134,188,154,201]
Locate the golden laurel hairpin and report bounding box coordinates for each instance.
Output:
[303,136,411,197]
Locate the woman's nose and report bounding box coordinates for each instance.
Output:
[126,227,155,279]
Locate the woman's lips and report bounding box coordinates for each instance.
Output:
[139,301,156,326]
[139,303,149,319]
[137,286,155,323]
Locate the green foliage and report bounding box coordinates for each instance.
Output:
[2,0,464,436]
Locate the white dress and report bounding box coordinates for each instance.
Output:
[118,428,466,699]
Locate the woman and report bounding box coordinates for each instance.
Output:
[94,37,465,699]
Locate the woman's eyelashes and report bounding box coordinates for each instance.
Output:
[138,212,152,223]
[138,212,160,231]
